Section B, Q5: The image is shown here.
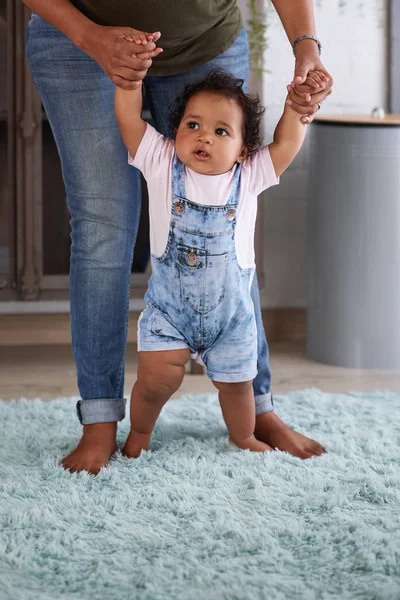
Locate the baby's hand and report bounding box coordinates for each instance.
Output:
[286,68,327,123]
[287,69,326,103]
[124,30,161,45]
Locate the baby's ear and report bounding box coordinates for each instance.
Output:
[237,146,248,163]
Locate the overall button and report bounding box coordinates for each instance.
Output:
[187,251,197,266]
[226,209,236,221]
[174,201,185,215]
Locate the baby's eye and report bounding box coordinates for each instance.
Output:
[216,128,228,136]
[188,121,199,130]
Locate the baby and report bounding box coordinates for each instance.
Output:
[115,37,326,456]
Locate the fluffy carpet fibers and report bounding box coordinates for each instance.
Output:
[1,390,400,600]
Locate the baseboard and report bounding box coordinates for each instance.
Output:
[0,309,306,347]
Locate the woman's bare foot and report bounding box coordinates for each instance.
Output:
[229,435,273,453]
[255,412,325,459]
[122,430,152,458]
[61,422,118,475]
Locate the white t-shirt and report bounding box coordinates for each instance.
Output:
[129,123,279,269]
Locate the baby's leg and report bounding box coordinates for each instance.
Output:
[123,348,191,458]
[213,380,273,452]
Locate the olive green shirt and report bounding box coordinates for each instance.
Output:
[71,0,242,76]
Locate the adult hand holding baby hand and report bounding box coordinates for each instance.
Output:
[288,39,333,123]
[81,25,163,89]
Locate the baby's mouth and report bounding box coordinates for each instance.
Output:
[195,149,210,160]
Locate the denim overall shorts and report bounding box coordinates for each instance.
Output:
[138,155,257,383]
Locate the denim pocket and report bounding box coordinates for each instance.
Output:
[177,245,228,315]
[177,246,206,272]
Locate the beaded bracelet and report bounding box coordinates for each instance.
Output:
[292,34,322,56]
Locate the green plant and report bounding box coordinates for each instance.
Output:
[246,0,269,78]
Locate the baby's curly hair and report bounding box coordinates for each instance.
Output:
[169,70,265,156]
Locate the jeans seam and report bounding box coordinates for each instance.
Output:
[115,244,135,399]
[144,85,169,138]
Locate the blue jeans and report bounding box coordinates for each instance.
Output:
[27,18,273,424]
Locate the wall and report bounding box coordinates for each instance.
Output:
[241,0,388,308]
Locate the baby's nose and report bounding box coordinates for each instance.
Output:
[198,132,212,143]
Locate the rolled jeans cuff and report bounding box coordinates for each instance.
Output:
[76,398,126,425]
[255,392,274,416]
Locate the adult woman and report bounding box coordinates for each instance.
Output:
[23,0,333,474]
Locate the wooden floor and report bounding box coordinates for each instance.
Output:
[2,342,400,401]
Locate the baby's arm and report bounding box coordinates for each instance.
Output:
[268,103,307,179]
[114,31,162,159]
[115,84,147,160]
[268,70,323,178]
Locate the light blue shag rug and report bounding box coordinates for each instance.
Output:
[1,389,400,600]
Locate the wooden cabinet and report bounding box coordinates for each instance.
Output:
[0,0,14,294]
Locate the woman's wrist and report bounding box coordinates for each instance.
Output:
[23,0,100,53]
[293,36,321,57]
[74,21,101,54]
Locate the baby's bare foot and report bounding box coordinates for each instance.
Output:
[122,430,152,458]
[229,435,273,453]
[61,422,117,475]
[255,412,325,459]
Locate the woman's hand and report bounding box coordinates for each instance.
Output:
[81,25,163,89]
[288,40,333,123]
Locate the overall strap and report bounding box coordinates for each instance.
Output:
[227,162,242,208]
[172,153,186,200]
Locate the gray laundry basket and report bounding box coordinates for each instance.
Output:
[307,114,400,368]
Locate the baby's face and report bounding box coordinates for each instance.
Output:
[175,91,247,175]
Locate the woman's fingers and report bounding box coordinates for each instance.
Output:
[287,84,312,106]
[113,47,164,82]
[287,92,328,114]
[316,68,331,83]
[134,47,164,60]
[315,69,329,82]
[116,48,161,72]
[289,80,332,108]
[294,71,326,97]
[303,74,320,89]
[306,71,325,88]
[110,44,163,84]
[119,39,155,54]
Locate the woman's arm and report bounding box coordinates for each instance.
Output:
[21,0,104,51]
[21,0,162,89]
[270,0,316,47]
[271,0,333,122]
[114,85,147,160]
[271,0,321,83]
